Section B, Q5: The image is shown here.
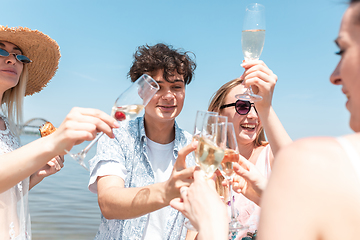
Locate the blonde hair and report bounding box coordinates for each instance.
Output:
[209,77,268,198]
[208,77,267,147]
[1,65,28,137]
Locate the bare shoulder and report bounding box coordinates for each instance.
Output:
[259,135,360,240]
[272,135,360,190]
[275,136,344,167]
[276,134,360,168]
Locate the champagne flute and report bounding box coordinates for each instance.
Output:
[236,3,266,102]
[219,122,247,231]
[193,110,219,139]
[196,115,228,178]
[192,110,218,165]
[66,74,159,170]
[184,114,228,231]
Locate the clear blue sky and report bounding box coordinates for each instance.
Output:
[2,0,352,140]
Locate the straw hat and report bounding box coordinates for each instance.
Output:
[0,26,61,96]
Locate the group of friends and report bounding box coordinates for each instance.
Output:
[1,0,360,239]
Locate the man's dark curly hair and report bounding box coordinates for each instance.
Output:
[128,43,196,85]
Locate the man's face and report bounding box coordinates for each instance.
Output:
[144,69,185,123]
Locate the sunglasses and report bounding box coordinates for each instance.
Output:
[0,48,32,64]
[220,100,257,115]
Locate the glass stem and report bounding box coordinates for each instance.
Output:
[229,177,236,221]
[82,132,104,154]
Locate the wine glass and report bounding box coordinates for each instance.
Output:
[66,74,159,170]
[184,114,228,232]
[192,110,218,165]
[219,122,247,232]
[236,3,266,102]
[196,115,228,178]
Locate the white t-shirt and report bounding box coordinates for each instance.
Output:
[142,137,175,240]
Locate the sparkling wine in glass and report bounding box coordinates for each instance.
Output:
[236,3,265,102]
[184,114,228,232]
[219,122,247,231]
[192,110,218,165]
[66,74,159,170]
[196,115,228,178]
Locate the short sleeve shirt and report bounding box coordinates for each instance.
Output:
[88,116,195,240]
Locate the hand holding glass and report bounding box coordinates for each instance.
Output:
[236,3,265,102]
[184,114,228,231]
[66,74,159,170]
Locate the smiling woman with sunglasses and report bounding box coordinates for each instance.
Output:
[207,60,292,240]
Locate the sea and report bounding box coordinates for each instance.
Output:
[21,135,101,240]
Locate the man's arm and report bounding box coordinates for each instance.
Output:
[97,143,197,219]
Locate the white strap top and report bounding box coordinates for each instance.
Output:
[337,137,360,182]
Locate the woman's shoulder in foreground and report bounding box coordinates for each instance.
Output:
[276,134,360,166]
[258,134,360,240]
[272,135,360,187]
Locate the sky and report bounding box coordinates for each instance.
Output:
[1,0,352,141]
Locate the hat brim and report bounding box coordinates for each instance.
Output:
[0,26,60,96]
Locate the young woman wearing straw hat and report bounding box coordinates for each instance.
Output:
[0,26,119,240]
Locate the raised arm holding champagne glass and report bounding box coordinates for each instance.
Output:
[207,60,291,239]
[174,60,291,240]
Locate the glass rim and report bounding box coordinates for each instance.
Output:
[246,3,265,11]
[141,74,160,91]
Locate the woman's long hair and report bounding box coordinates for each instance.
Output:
[1,65,28,137]
[208,77,267,198]
[208,77,267,147]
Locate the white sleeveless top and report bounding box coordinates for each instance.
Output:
[0,115,31,240]
[337,137,360,181]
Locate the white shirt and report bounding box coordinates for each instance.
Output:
[142,137,175,240]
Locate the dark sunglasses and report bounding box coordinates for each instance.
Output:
[220,100,257,115]
[0,48,32,64]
